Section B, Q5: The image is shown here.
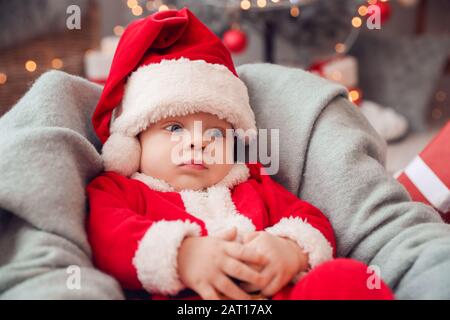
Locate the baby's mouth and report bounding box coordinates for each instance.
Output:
[178,159,207,170]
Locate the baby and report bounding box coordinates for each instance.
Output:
[133,111,319,300]
[86,8,393,300]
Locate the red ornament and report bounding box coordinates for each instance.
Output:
[222,28,248,54]
[372,0,391,24]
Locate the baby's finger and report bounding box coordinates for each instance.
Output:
[197,283,222,300]
[239,281,261,294]
[247,261,265,272]
[214,227,238,241]
[255,264,276,291]
[224,242,268,265]
[221,256,265,287]
[242,232,259,244]
[213,274,252,300]
[261,272,283,297]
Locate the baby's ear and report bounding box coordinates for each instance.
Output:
[137,126,149,143]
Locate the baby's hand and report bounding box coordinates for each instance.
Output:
[177,227,268,300]
[239,231,309,297]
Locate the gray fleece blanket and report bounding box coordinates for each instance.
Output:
[1,64,450,299]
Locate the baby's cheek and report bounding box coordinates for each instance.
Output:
[140,140,173,173]
[208,163,233,184]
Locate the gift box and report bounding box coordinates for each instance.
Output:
[84,36,119,85]
[309,55,358,89]
[397,121,450,222]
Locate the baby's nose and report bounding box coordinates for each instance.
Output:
[190,140,207,150]
[188,131,208,150]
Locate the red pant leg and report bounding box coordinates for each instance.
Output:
[272,258,394,300]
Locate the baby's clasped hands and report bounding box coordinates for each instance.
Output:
[177,226,309,300]
[239,231,310,297]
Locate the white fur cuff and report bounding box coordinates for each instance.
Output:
[265,217,333,279]
[132,219,201,295]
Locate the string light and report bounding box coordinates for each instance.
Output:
[51,58,63,69]
[257,0,267,8]
[290,6,300,17]
[158,4,169,11]
[132,5,143,16]
[432,108,443,120]
[331,71,343,81]
[349,89,361,103]
[335,43,346,53]
[25,60,37,72]
[127,0,138,9]
[358,5,368,16]
[352,17,362,28]
[435,90,447,102]
[0,72,7,85]
[240,0,251,10]
[113,25,124,36]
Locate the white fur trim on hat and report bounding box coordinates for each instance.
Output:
[111,57,257,141]
[101,133,141,177]
[132,219,202,295]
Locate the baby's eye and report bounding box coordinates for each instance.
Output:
[205,128,224,138]
[164,124,184,133]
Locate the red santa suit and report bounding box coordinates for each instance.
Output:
[87,8,394,300]
[87,162,393,300]
[87,162,336,297]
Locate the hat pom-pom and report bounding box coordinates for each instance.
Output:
[102,133,141,177]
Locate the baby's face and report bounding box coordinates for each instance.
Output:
[138,112,234,191]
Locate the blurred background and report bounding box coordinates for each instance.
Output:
[0,0,449,173]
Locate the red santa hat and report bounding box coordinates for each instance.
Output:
[92,8,257,177]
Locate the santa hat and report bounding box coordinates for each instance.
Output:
[92,8,257,177]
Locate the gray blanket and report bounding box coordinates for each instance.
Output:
[1,64,450,299]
